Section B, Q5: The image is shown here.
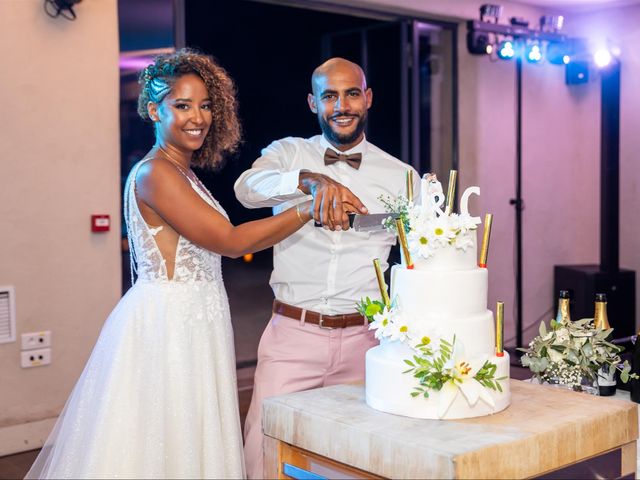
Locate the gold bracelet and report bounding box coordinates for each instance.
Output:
[295,204,307,225]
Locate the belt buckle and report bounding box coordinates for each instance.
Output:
[318,314,334,330]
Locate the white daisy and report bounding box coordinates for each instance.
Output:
[369,306,394,340]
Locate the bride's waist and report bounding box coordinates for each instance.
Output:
[132,278,221,290]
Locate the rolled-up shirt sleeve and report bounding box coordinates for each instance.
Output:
[234,140,308,209]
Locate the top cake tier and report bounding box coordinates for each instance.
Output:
[408,234,478,271]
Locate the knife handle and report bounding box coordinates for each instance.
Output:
[314,213,357,228]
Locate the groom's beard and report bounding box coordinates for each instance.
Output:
[318,111,367,147]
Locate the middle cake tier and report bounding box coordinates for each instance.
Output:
[391,264,488,317]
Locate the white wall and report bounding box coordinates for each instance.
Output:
[570,4,640,335]
[0,0,120,454]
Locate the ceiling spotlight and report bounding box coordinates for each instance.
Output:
[526,42,543,63]
[540,15,564,32]
[480,4,503,23]
[594,49,612,68]
[497,39,515,60]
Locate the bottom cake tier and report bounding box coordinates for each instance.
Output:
[366,341,511,419]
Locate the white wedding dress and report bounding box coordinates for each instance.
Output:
[26,160,245,479]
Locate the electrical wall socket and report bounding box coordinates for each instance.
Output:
[21,331,51,350]
[21,348,51,368]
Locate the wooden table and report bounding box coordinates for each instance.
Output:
[262,380,638,479]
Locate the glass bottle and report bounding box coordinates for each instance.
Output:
[594,293,616,396]
[555,290,571,325]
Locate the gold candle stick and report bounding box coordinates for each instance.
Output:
[496,301,504,357]
[373,258,391,307]
[406,170,414,203]
[478,213,493,268]
[444,170,457,215]
[395,218,413,269]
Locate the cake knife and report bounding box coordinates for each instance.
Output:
[314,213,400,231]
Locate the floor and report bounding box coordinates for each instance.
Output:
[0,254,535,479]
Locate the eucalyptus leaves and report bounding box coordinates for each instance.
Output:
[403,336,505,402]
[519,317,637,390]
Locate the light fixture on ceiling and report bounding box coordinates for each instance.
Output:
[480,4,503,23]
[467,30,493,55]
[497,39,516,60]
[594,49,613,68]
[44,0,82,21]
[540,15,564,33]
[526,41,543,63]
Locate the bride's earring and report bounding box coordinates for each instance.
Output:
[147,102,160,122]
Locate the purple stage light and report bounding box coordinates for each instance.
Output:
[119,56,154,71]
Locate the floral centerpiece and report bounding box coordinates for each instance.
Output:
[519,317,636,391]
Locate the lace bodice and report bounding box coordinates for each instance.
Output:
[124,159,228,284]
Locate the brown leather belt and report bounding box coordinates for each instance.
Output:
[272,299,365,329]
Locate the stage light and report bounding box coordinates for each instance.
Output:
[540,15,564,32]
[497,39,515,60]
[563,55,571,64]
[526,42,543,63]
[480,4,503,23]
[467,30,493,55]
[547,41,568,65]
[594,49,612,68]
[510,17,529,27]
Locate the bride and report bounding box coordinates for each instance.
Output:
[26,48,359,479]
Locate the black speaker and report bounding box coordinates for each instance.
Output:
[554,265,636,339]
[565,60,589,85]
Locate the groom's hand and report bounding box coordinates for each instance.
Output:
[299,172,368,230]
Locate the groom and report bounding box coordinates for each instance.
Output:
[234,57,418,478]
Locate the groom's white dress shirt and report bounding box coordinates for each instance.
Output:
[234,134,418,315]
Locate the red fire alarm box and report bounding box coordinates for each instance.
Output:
[91,214,110,232]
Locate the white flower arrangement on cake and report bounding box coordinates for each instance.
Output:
[378,174,480,260]
[519,317,636,391]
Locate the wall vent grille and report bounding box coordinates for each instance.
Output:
[0,286,16,344]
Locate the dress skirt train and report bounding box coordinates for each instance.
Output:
[26,280,245,479]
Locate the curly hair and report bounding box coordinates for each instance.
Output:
[138,48,241,169]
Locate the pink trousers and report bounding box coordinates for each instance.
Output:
[243,312,377,479]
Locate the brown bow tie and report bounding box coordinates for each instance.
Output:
[323,148,362,170]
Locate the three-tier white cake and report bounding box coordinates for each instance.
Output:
[364,178,511,419]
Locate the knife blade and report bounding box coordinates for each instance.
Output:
[313,213,400,231]
[349,212,400,232]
